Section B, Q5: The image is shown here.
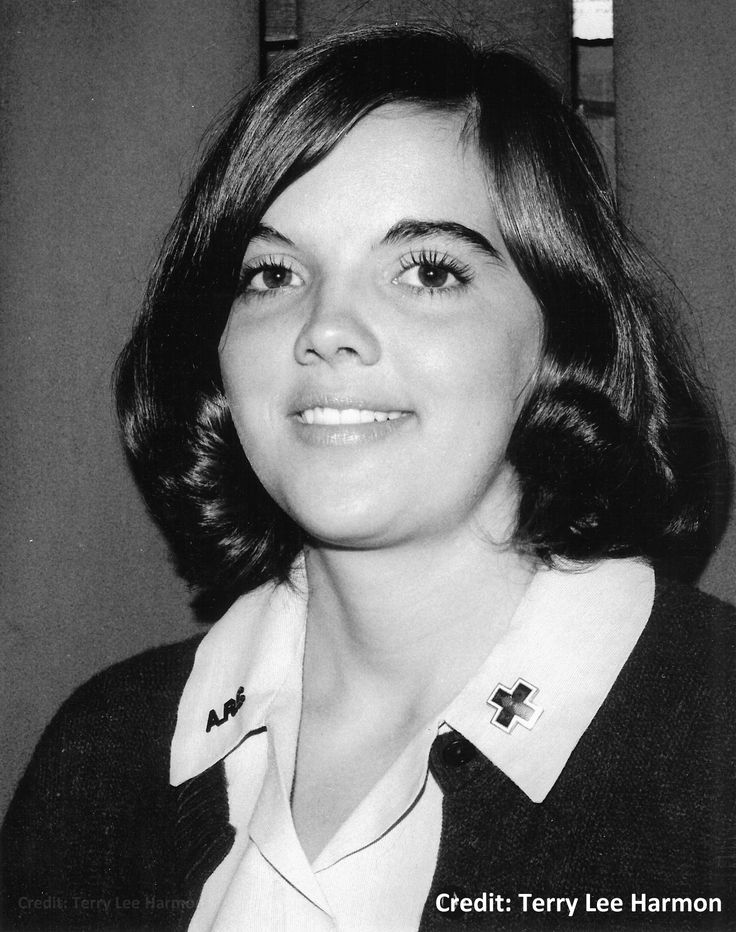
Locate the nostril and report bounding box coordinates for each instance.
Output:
[304,344,358,357]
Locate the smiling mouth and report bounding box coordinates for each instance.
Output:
[298,407,406,425]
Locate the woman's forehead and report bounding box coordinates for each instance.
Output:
[258,104,498,248]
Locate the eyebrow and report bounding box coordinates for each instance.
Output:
[246,218,503,263]
[247,223,296,248]
[381,219,503,262]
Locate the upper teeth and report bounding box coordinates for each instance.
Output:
[299,407,404,425]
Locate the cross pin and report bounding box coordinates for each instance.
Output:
[487,677,543,732]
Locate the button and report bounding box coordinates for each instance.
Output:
[442,736,477,766]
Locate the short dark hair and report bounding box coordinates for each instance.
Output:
[116,24,728,615]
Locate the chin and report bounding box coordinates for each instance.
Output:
[294,495,425,551]
[295,508,395,551]
[268,474,395,543]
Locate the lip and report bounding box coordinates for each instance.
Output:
[287,392,415,445]
[298,406,405,426]
[288,393,412,417]
[289,408,414,448]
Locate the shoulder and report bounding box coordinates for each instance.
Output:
[3,634,206,829]
[59,634,205,720]
[652,574,736,627]
[36,634,205,758]
[560,573,736,804]
[5,636,201,798]
[589,574,736,801]
[537,575,736,894]
[1,635,211,926]
[644,575,736,681]
[614,574,736,724]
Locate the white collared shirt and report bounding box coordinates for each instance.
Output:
[171,558,654,931]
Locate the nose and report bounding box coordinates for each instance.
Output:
[294,288,381,367]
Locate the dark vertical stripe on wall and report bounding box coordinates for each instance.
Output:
[0,0,259,818]
[614,0,736,603]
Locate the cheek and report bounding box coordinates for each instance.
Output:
[220,317,267,391]
[477,298,543,418]
[219,306,294,400]
[218,325,281,459]
[427,315,540,425]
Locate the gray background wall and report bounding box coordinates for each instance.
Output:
[1,0,733,819]
[614,0,736,597]
[0,0,260,819]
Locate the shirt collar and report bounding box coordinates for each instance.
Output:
[442,558,654,801]
[170,557,654,802]
[170,559,308,786]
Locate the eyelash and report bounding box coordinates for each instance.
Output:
[237,248,475,298]
[397,249,474,291]
[237,256,298,296]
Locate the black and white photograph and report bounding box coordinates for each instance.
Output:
[1,1,735,929]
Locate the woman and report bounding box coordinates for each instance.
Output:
[2,24,734,932]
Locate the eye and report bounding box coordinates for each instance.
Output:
[239,258,304,295]
[393,249,473,293]
[401,265,451,288]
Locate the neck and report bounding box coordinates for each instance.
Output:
[302,528,536,726]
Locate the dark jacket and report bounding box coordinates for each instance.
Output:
[2,578,735,931]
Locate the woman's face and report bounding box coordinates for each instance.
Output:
[219,105,542,551]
